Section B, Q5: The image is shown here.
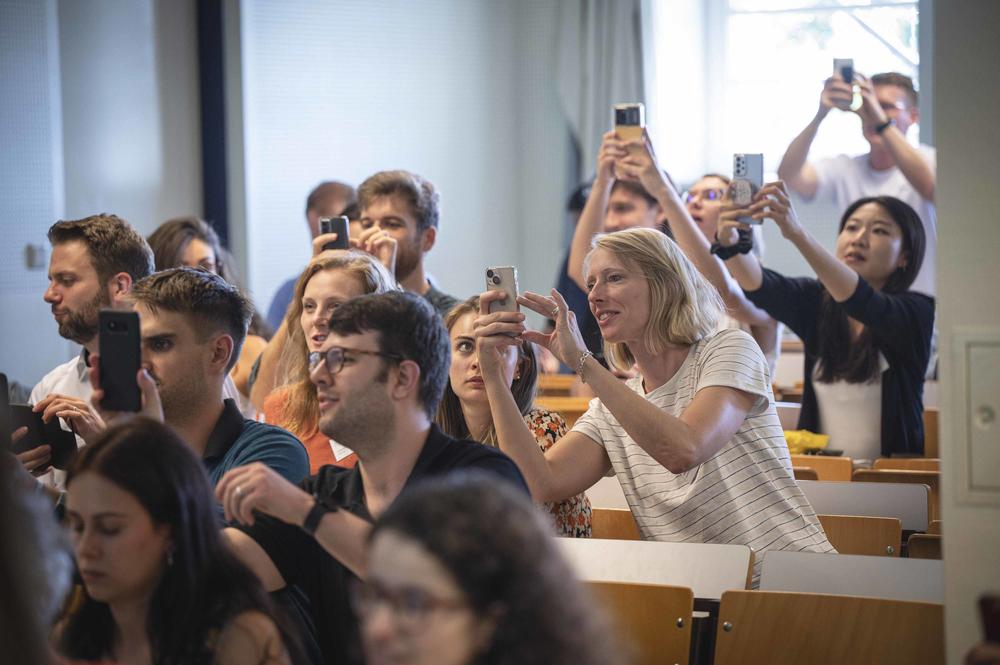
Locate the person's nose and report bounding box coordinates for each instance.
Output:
[44,282,59,305]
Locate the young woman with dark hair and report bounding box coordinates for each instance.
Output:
[58,418,299,665]
[436,297,591,537]
[356,472,621,665]
[717,185,933,461]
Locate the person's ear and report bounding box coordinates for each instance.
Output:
[390,359,421,402]
[208,334,235,374]
[107,272,134,304]
[908,105,920,126]
[420,225,437,253]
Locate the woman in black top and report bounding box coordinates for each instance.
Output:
[717,183,932,457]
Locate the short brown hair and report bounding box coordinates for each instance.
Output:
[305,181,356,217]
[47,214,154,285]
[871,72,918,107]
[131,267,252,372]
[358,170,440,232]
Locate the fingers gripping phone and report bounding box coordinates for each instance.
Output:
[99,310,142,412]
[485,267,519,314]
[732,153,764,225]
[613,103,645,142]
[1,372,76,469]
[832,58,863,111]
[319,216,350,251]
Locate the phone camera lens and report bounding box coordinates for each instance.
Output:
[107,321,120,331]
[486,270,494,278]
[491,276,501,285]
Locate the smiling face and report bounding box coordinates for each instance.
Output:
[300,268,368,353]
[447,313,518,409]
[361,529,491,665]
[361,195,430,283]
[585,247,651,345]
[66,471,171,607]
[835,202,908,290]
[685,175,728,240]
[44,240,111,345]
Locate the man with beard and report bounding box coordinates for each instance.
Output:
[216,291,526,665]
[21,214,155,482]
[125,267,308,486]
[357,170,458,315]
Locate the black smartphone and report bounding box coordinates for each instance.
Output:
[99,310,142,412]
[10,405,78,469]
[319,216,350,251]
[981,595,1000,643]
[0,372,11,450]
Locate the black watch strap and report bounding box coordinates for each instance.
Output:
[875,118,895,135]
[301,498,336,536]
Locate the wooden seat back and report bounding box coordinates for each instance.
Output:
[535,395,590,427]
[588,581,693,665]
[591,507,641,540]
[924,407,939,458]
[873,457,940,471]
[817,514,901,557]
[789,454,853,480]
[793,466,819,480]
[852,469,940,522]
[907,533,943,559]
[714,590,944,665]
[537,373,577,396]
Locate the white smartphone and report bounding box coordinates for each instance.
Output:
[485,266,519,314]
[832,58,862,111]
[732,153,764,225]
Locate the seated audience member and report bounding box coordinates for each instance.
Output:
[257,252,398,473]
[358,170,459,315]
[22,214,154,485]
[778,71,936,296]
[437,297,592,537]
[0,455,74,665]
[59,418,297,665]
[147,216,268,410]
[216,291,528,665]
[267,181,357,330]
[717,186,932,461]
[248,224,398,412]
[475,228,834,585]
[358,473,621,665]
[81,268,309,487]
[606,131,782,372]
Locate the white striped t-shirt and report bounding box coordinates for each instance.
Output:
[573,328,835,585]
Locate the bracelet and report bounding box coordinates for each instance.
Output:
[575,350,594,382]
[301,497,337,536]
[875,118,895,135]
[710,228,753,260]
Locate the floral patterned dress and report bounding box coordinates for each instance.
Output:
[525,407,592,538]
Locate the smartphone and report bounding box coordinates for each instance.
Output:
[613,103,645,142]
[0,372,10,450]
[485,266,519,314]
[981,595,1000,643]
[319,216,350,251]
[10,405,78,469]
[832,58,862,111]
[732,153,764,225]
[99,310,142,412]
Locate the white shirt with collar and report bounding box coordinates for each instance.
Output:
[29,350,91,489]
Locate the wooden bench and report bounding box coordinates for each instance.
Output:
[591,507,641,540]
[852,468,940,523]
[797,479,929,532]
[792,466,819,480]
[535,395,590,428]
[789,454,853,481]
[759,550,944,603]
[873,457,940,471]
[816,514,901,557]
[588,581,693,665]
[714,590,944,664]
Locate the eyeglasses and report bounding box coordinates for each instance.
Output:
[683,189,724,205]
[350,579,468,628]
[308,346,403,375]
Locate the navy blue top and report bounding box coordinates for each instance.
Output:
[265,276,298,332]
[556,252,603,357]
[745,268,934,456]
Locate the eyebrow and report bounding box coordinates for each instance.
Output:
[142,332,177,343]
[454,335,474,344]
[66,510,128,519]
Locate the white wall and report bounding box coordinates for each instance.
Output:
[934,3,1000,662]
[238,0,575,315]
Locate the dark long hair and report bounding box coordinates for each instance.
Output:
[436,296,539,445]
[59,418,299,665]
[816,196,926,383]
[369,473,623,665]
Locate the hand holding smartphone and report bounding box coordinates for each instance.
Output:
[732,153,764,225]
[832,58,863,111]
[99,311,142,412]
[319,216,350,251]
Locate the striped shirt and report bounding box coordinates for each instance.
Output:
[573,328,834,585]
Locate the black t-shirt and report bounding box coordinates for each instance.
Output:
[237,424,528,665]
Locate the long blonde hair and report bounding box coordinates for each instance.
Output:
[586,228,723,371]
[277,252,397,437]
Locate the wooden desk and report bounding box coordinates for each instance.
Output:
[797,480,929,532]
[535,395,590,428]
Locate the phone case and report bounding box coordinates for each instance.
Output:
[99,310,142,412]
[733,153,764,225]
[485,267,519,314]
[319,216,350,251]
[10,405,77,469]
[613,103,645,142]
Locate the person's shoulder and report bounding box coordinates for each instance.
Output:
[426,430,528,489]
[30,356,83,402]
[214,610,289,665]
[233,420,309,469]
[703,327,759,353]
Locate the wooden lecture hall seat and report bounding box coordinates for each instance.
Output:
[788,454,853,481]
[534,395,590,428]
[873,457,940,471]
[792,466,819,481]
[816,514,901,557]
[591,507,642,541]
[907,533,943,560]
[588,581,693,665]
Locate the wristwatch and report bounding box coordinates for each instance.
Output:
[874,118,895,135]
[301,497,337,536]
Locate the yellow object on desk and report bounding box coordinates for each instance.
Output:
[783,430,830,455]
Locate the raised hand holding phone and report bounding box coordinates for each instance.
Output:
[89,355,164,428]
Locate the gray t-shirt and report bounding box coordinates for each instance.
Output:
[423,282,459,317]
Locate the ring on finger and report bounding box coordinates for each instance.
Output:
[235,485,244,499]
[551,306,559,318]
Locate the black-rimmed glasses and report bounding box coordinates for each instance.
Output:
[308,347,403,375]
[349,578,468,628]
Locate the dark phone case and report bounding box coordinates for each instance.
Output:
[0,372,10,450]
[99,311,142,412]
[10,405,78,469]
[981,595,1000,643]
[320,217,350,251]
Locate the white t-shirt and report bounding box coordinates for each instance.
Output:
[572,329,835,585]
[30,352,91,490]
[812,353,889,466]
[813,145,937,296]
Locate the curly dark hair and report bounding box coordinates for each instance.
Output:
[59,418,303,665]
[369,472,623,665]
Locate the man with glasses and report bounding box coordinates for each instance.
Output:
[217,291,527,665]
[778,71,937,296]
